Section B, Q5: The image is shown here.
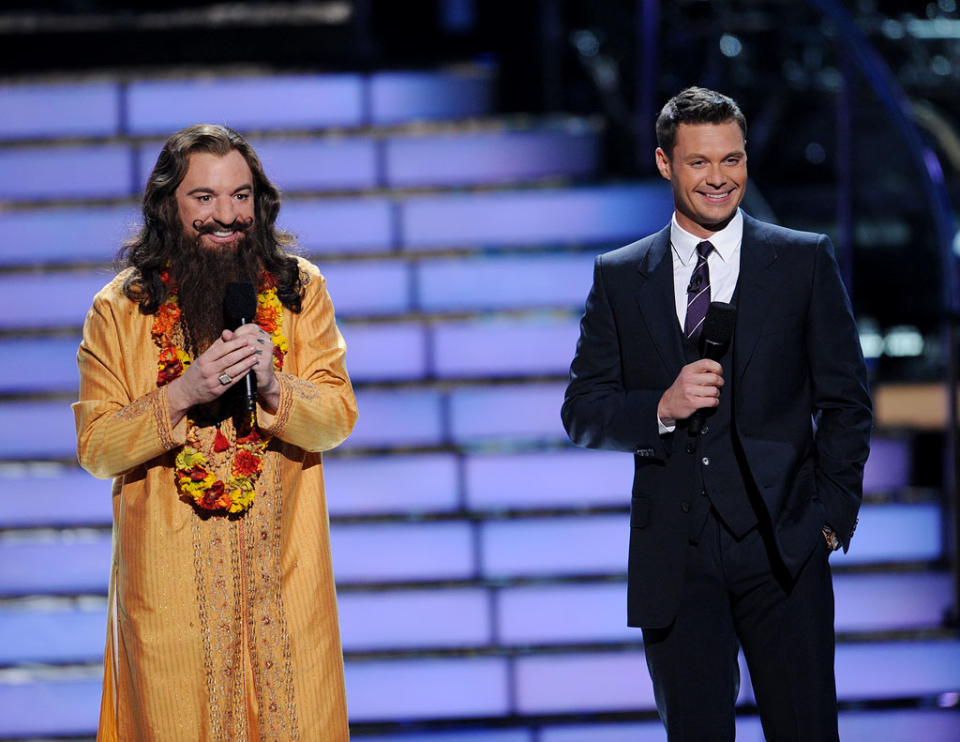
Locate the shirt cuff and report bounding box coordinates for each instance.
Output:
[657,415,676,436]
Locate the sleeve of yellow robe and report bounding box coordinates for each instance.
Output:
[73,278,189,479]
[257,261,358,451]
[74,262,358,480]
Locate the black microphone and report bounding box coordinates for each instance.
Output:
[224,282,258,413]
[689,301,737,436]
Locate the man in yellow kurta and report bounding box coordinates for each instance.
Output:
[73,124,357,740]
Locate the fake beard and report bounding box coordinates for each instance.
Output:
[170,218,261,355]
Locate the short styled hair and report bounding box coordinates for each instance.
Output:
[656,87,747,159]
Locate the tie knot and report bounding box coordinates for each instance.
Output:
[696,241,714,259]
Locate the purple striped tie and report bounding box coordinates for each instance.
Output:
[684,240,714,343]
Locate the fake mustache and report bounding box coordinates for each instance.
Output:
[191,216,255,235]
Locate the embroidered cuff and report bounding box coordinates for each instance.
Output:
[256,372,295,436]
[156,386,187,450]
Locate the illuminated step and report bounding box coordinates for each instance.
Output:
[0,673,102,739]
[126,70,496,135]
[0,521,482,598]
[401,183,672,250]
[0,443,910,528]
[331,521,474,583]
[432,316,580,378]
[862,433,911,492]
[339,589,490,651]
[0,271,118,330]
[448,382,567,442]
[325,454,460,515]
[0,182,666,267]
[0,389,450,460]
[0,503,945,597]
[363,732,530,742]
[513,650,657,713]
[347,389,445,449]
[0,600,106,665]
[0,466,112,528]
[462,449,634,510]
[2,672,959,740]
[497,571,954,646]
[513,641,960,718]
[1,569,949,667]
[0,68,496,144]
[369,69,493,125]
[833,640,960,700]
[539,723,677,742]
[0,448,628,529]
[0,198,394,267]
[541,712,960,742]
[0,144,133,201]
[129,69,494,135]
[0,531,111,596]
[340,322,429,382]
[0,336,83,394]
[126,74,366,134]
[0,400,80,460]
[0,453,464,529]
[135,136,380,194]
[344,382,570,449]
[0,260,412,330]
[346,657,510,721]
[0,205,137,267]
[384,126,599,188]
[286,196,397,253]
[1,126,599,207]
[0,81,119,140]
[0,381,565,460]
[415,254,595,313]
[133,127,601,195]
[0,589,498,665]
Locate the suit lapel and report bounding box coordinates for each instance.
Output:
[734,214,781,381]
[634,226,685,376]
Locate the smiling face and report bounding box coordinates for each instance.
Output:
[174,149,255,249]
[655,121,747,238]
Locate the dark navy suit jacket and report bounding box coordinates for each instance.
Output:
[561,212,872,628]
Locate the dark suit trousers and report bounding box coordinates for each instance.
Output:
[642,509,838,741]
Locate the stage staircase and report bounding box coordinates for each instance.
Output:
[0,66,958,741]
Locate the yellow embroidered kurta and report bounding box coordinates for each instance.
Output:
[73,258,357,741]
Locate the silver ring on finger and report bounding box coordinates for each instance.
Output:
[218,372,233,386]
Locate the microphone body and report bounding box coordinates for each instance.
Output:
[688,301,736,436]
[224,282,259,413]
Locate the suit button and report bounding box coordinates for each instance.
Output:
[701,425,710,435]
[685,443,696,454]
[702,456,711,466]
[681,502,690,513]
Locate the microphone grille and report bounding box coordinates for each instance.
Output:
[702,301,736,344]
[224,282,258,325]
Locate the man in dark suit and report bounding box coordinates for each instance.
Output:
[561,87,872,740]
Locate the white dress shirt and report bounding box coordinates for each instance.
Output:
[658,209,743,434]
[670,208,743,329]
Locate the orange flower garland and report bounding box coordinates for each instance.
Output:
[153,270,287,514]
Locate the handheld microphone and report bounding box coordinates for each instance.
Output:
[689,301,736,435]
[224,282,258,413]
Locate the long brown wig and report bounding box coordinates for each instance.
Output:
[119,124,304,314]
